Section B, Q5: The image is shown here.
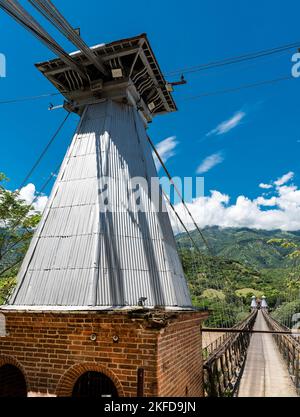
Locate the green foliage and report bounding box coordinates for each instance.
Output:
[0,171,299,330]
[288,250,300,259]
[202,288,225,300]
[267,238,297,248]
[271,299,300,327]
[267,237,300,261]
[177,227,300,327]
[178,226,300,268]
[0,173,42,303]
[178,247,256,327]
[0,276,16,304]
[235,288,263,299]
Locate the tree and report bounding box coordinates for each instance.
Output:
[267,238,300,302]
[271,299,300,327]
[0,173,41,302]
[267,238,300,261]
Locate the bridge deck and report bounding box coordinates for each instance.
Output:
[238,310,297,397]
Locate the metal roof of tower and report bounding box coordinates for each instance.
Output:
[35,33,177,120]
[7,99,192,310]
[4,33,193,311]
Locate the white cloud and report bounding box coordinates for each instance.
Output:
[196,152,224,174]
[18,183,48,213]
[274,171,294,187]
[169,174,300,232]
[152,136,178,170]
[259,183,272,189]
[255,196,277,206]
[206,111,246,137]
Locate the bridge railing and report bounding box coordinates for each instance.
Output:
[262,310,300,395]
[203,310,257,397]
[203,314,254,359]
[203,333,230,360]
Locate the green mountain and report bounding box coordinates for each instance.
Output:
[176,226,300,269]
[175,227,300,326]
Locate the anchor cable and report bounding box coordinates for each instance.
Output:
[19,111,70,189]
[147,134,213,255]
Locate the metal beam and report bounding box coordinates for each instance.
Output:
[138,48,171,112]
[39,46,142,78]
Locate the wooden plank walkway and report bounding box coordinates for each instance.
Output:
[238,310,298,397]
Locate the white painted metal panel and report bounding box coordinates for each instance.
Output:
[9,100,192,308]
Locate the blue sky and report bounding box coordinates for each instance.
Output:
[1,0,300,230]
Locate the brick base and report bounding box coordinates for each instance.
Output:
[0,309,207,397]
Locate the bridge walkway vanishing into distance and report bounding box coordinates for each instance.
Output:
[237,310,297,397]
[202,309,300,397]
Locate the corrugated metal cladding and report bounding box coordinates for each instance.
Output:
[9,100,192,309]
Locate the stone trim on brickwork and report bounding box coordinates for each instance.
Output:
[56,362,125,397]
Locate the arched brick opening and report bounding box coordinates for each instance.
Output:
[0,356,28,397]
[72,371,119,397]
[56,363,125,397]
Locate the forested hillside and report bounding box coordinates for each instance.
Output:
[176,227,300,326]
[177,226,300,268]
[0,170,299,328]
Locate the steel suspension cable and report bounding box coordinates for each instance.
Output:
[0,74,293,107]
[162,190,203,256]
[154,145,230,327]
[165,41,300,77]
[0,167,59,277]
[19,111,70,189]
[28,0,108,75]
[0,0,87,79]
[180,75,292,102]
[0,112,70,267]
[0,91,63,105]
[148,135,213,255]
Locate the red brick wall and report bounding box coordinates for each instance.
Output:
[0,310,207,397]
[157,314,204,397]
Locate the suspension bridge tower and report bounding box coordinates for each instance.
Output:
[251,296,257,310]
[0,34,208,397]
